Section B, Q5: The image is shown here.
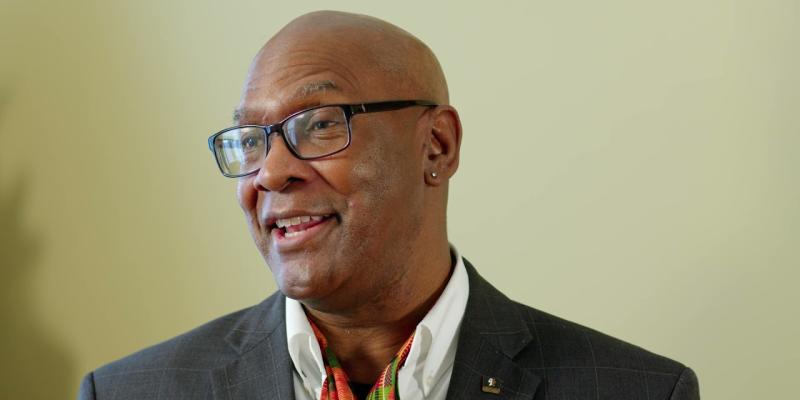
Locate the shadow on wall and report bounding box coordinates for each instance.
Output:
[0,90,76,398]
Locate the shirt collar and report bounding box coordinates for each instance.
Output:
[400,244,469,395]
[286,294,325,396]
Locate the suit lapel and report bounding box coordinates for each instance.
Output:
[446,260,542,400]
[210,293,294,400]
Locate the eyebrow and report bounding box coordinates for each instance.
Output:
[294,80,340,99]
[232,80,341,124]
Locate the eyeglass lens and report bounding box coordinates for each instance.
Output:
[213,106,349,176]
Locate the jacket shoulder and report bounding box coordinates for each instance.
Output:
[511,300,695,398]
[95,306,250,377]
[454,260,699,399]
[463,259,689,376]
[85,292,285,399]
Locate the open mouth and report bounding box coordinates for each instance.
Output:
[271,214,334,239]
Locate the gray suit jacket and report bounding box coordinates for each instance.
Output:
[79,260,699,399]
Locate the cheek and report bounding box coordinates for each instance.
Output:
[236,177,257,213]
[237,178,262,233]
[310,141,389,207]
[340,146,412,231]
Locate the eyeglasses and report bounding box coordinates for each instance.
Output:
[208,100,437,178]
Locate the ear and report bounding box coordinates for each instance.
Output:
[423,105,462,186]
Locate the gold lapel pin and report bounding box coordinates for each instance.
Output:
[481,376,501,394]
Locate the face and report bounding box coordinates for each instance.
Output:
[235,37,431,311]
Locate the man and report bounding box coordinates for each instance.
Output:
[79,11,699,400]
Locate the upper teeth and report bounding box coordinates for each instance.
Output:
[276,215,324,228]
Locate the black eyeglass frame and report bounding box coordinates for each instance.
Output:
[207,100,438,178]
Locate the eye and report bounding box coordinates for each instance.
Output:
[310,120,340,130]
[240,134,262,151]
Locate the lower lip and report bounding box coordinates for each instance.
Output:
[270,216,334,250]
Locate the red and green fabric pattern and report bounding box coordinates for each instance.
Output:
[309,320,415,400]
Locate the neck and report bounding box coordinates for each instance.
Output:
[303,242,454,384]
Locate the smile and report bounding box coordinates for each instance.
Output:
[276,215,328,238]
[270,214,335,248]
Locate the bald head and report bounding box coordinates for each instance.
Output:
[248,10,449,106]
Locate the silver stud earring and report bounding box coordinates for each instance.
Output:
[431,172,438,178]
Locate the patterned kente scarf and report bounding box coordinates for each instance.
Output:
[309,320,415,400]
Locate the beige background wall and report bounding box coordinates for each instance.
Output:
[1,0,798,398]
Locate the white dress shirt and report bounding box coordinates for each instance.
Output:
[285,246,470,400]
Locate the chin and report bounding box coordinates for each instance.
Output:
[272,265,325,302]
[277,282,318,301]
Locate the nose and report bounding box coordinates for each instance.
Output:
[251,133,309,192]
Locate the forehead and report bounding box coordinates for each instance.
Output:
[233,80,342,124]
[234,38,379,124]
